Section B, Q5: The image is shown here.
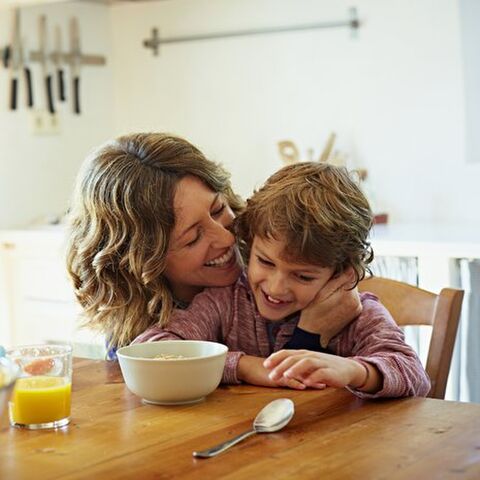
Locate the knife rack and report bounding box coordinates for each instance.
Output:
[0,48,106,67]
[29,52,106,66]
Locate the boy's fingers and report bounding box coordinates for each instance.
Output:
[284,378,306,390]
[308,382,327,389]
[302,368,331,386]
[268,356,305,380]
[264,349,302,368]
[284,358,320,380]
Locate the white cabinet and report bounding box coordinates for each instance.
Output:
[370,223,480,292]
[1,0,69,7]
[0,0,128,7]
[0,228,105,358]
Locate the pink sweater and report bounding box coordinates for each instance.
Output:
[133,275,430,399]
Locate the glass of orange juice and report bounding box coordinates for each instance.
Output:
[7,345,72,430]
[0,356,20,429]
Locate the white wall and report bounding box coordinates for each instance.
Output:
[109,0,479,224]
[0,0,478,228]
[459,0,480,165]
[0,2,114,228]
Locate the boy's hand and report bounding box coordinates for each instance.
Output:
[264,349,368,390]
[298,268,362,334]
[238,355,309,390]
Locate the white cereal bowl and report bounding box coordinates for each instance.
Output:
[117,341,228,405]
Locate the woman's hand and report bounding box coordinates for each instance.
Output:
[298,268,362,334]
[264,349,381,393]
[237,355,309,390]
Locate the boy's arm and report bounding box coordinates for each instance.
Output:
[238,355,307,390]
[342,295,431,398]
[264,349,383,393]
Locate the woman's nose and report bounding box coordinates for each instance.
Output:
[209,220,236,248]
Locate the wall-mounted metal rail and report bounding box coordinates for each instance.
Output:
[143,7,359,56]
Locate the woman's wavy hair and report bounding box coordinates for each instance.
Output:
[235,162,374,287]
[66,132,243,350]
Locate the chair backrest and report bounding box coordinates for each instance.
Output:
[358,276,464,400]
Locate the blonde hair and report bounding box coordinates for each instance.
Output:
[66,132,243,350]
[236,162,373,285]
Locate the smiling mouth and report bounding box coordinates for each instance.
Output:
[204,247,235,267]
[261,290,292,306]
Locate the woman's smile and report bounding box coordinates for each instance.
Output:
[164,176,243,302]
[204,246,236,267]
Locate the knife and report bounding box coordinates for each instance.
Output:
[8,9,21,110]
[21,39,34,108]
[69,17,81,114]
[2,45,10,69]
[39,15,55,115]
[54,25,66,102]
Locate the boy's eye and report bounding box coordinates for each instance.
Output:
[211,203,226,217]
[257,255,274,267]
[297,274,315,282]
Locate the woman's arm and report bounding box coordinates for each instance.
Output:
[297,269,362,342]
[132,288,306,388]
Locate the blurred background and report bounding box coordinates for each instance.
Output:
[0,0,478,401]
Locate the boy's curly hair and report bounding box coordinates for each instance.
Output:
[235,162,374,287]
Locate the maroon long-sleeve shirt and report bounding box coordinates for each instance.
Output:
[133,274,430,399]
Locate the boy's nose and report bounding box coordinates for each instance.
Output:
[267,273,289,297]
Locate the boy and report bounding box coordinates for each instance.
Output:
[134,163,430,398]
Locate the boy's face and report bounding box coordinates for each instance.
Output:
[247,236,334,321]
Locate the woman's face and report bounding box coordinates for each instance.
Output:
[164,175,243,303]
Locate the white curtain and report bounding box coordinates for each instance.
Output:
[448,259,480,402]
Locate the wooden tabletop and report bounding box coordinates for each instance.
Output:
[1,358,480,479]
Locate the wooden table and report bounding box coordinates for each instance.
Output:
[1,359,480,479]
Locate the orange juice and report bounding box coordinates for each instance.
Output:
[10,376,71,425]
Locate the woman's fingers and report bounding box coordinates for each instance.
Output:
[316,267,355,302]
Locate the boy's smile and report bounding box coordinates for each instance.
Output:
[248,236,334,321]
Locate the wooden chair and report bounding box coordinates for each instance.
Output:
[358,276,464,400]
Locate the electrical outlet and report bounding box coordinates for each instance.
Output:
[46,113,61,135]
[29,111,61,135]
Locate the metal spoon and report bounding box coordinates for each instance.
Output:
[193,398,294,458]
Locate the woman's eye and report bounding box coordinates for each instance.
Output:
[211,203,226,217]
[185,232,201,247]
[257,256,274,267]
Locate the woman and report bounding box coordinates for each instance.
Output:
[66,132,361,362]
